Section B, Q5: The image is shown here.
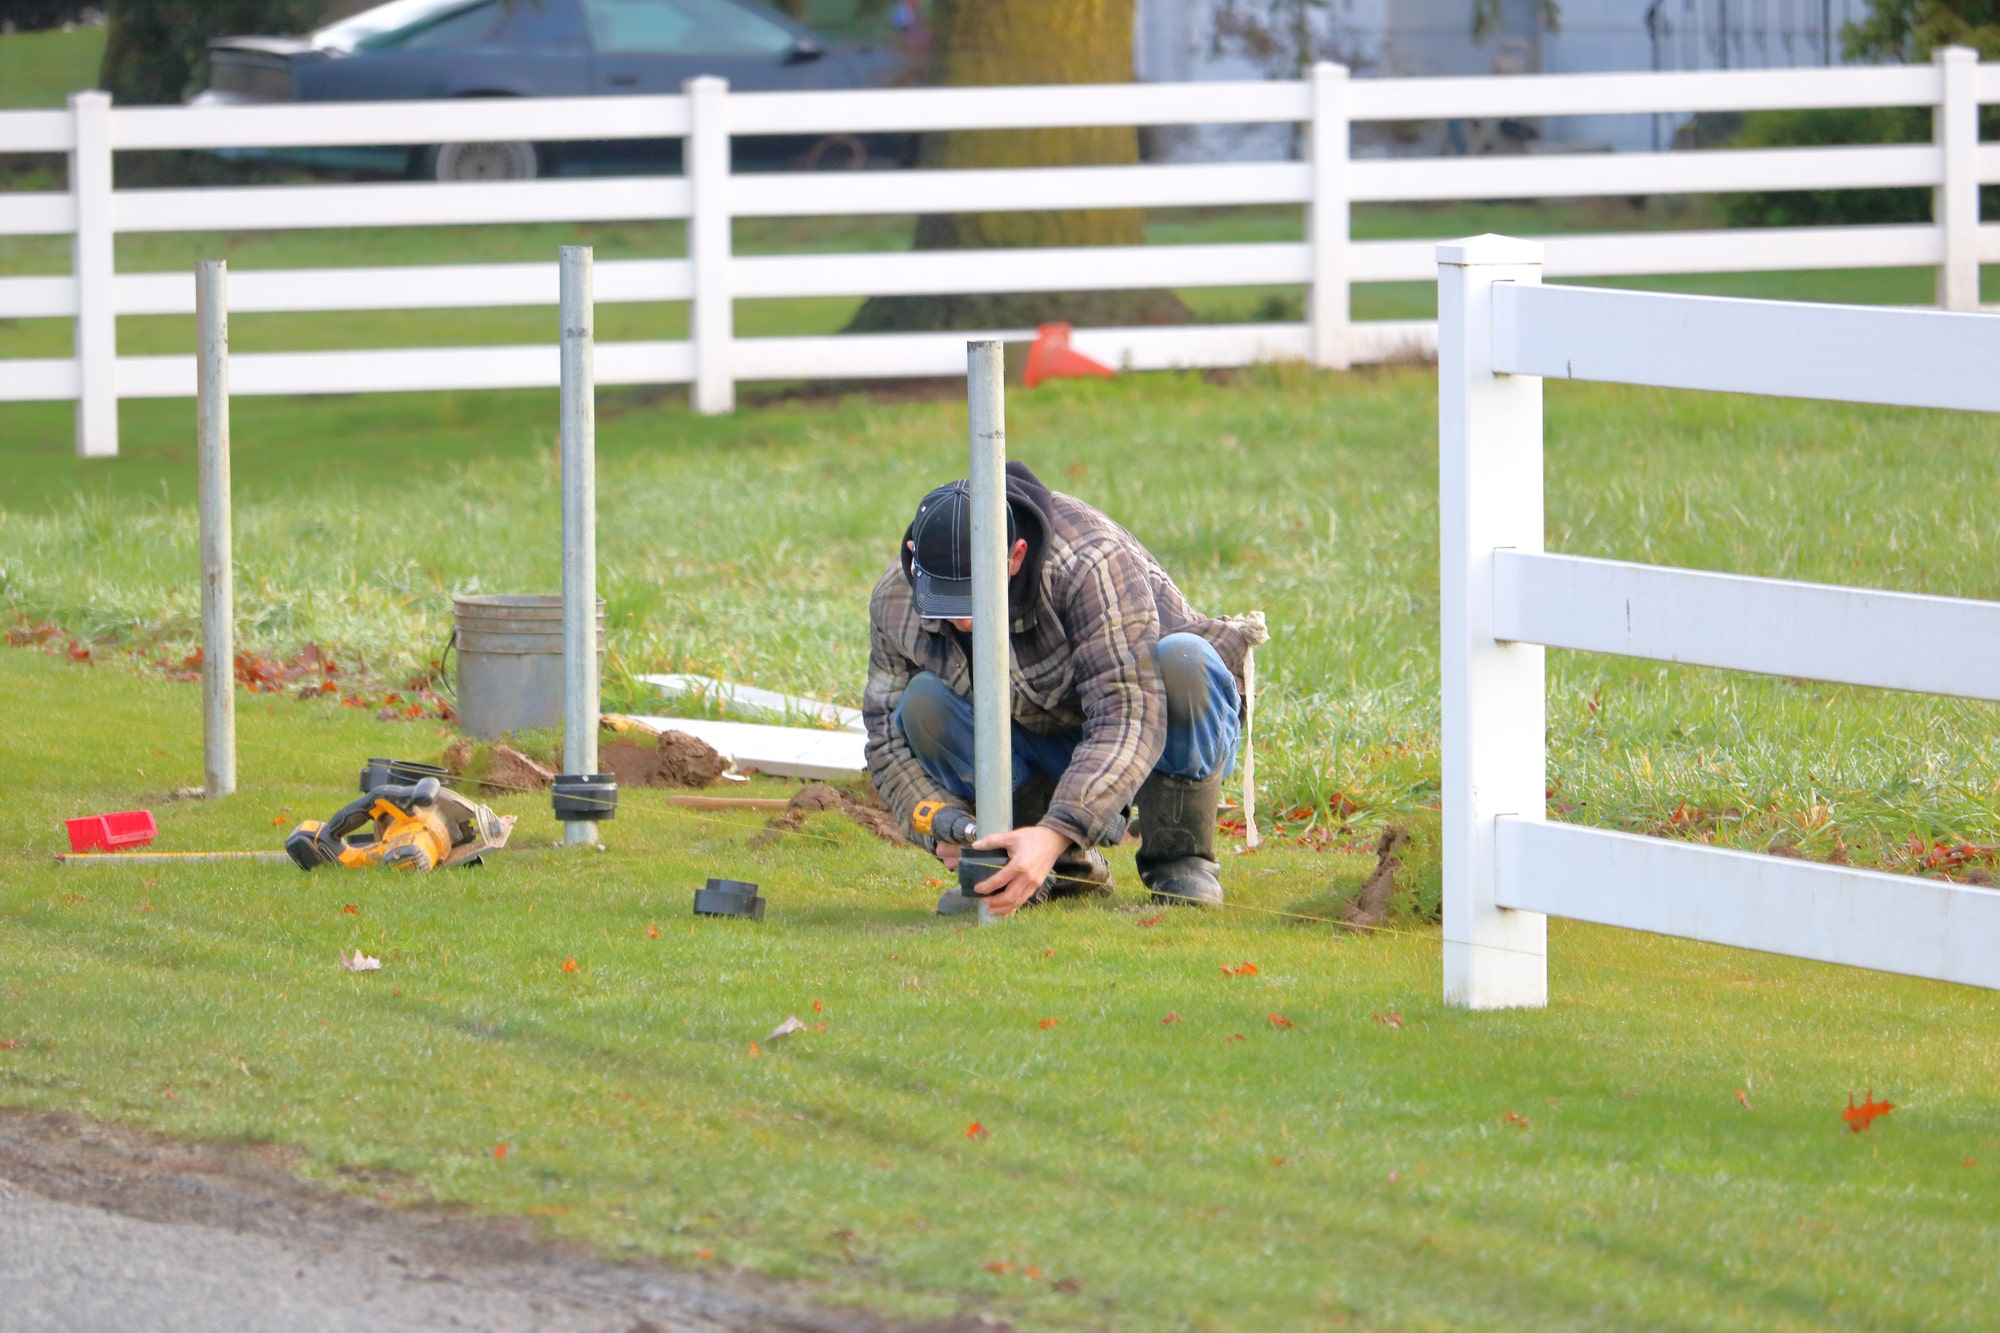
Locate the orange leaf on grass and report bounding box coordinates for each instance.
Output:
[1052,1277,1082,1293]
[1220,962,1259,977]
[697,1248,714,1261]
[1735,1088,1752,1110]
[646,923,660,939]
[966,1121,990,1140]
[1226,1033,1246,1044]
[1843,1090,1894,1132]
[1268,1013,1294,1029]
[1038,1018,1059,1030]
[1371,1011,1404,1029]
[1161,1012,1180,1025]
[341,904,358,915]
[561,956,579,974]
[1137,914,1163,928]
[1501,1111,1530,1129]
[747,1042,762,1058]
[490,1144,508,1159]
[1023,1267,1043,1281]
[982,1261,1014,1275]
[812,1000,822,1013]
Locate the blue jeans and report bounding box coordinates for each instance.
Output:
[891,632,1241,802]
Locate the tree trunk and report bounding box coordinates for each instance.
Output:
[845,0,1191,334]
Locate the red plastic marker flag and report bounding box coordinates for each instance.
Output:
[1843,1090,1894,1133]
[1023,322,1115,389]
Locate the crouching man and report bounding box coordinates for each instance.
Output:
[863,462,1267,918]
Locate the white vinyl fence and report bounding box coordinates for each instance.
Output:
[1438,234,2000,1010]
[2,48,1997,456]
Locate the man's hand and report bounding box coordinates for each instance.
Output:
[968,824,1072,917]
[934,841,962,872]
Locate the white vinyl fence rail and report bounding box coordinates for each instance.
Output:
[1438,234,2000,1010]
[3,48,1998,456]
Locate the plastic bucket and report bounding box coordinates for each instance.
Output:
[452,594,604,741]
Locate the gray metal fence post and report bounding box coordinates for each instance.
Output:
[967,341,1012,884]
[560,245,601,846]
[196,260,235,798]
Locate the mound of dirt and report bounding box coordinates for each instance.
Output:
[1340,824,1409,932]
[482,744,554,796]
[601,729,730,789]
[750,782,905,847]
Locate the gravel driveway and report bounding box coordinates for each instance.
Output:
[0,1110,996,1333]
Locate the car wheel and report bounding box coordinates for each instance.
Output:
[422,140,540,182]
[797,133,868,171]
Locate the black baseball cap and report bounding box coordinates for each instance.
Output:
[906,480,1017,620]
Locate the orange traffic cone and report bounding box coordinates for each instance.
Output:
[1024,323,1115,389]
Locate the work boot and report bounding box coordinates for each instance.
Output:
[1133,770,1225,906]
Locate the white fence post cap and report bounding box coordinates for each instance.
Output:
[684,74,728,93]
[1436,234,1544,267]
[1935,44,1978,64]
[1311,61,1350,80]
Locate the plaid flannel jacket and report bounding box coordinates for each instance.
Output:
[864,469,1266,851]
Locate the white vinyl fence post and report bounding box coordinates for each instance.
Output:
[69,90,117,458]
[559,245,601,848]
[1307,62,1351,371]
[686,76,734,414]
[195,261,235,798]
[1933,46,1979,312]
[1437,235,1547,1010]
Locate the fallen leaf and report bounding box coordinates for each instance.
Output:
[1371,1011,1404,1029]
[1137,914,1163,927]
[1042,948,1054,958]
[342,904,358,915]
[0,1039,18,1050]
[812,1000,822,1013]
[561,956,579,974]
[767,1015,806,1040]
[982,1260,1014,1275]
[1270,1156,1288,1166]
[490,1144,508,1160]
[1501,1111,1530,1129]
[812,1022,828,1032]
[696,1248,714,1260]
[339,949,382,973]
[1843,1090,1894,1133]
[966,1121,990,1140]
[1038,1018,1059,1030]
[1268,1012,1294,1029]
[1052,1277,1082,1293]
[1023,1266,1043,1280]
[1965,1159,1977,1168]
[271,816,285,826]
[1735,1088,1753,1110]
[646,923,660,939]
[1221,961,1259,977]
[141,879,156,890]
[747,1041,762,1058]
[137,903,154,913]
[1161,1012,1180,1025]
[1226,1033,1246,1044]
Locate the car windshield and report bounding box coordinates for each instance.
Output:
[313,0,494,52]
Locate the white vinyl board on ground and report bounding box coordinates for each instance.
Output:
[636,674,864,732]
[629,716,867,781]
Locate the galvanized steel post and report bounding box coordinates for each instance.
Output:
[195,260,235,798]
[966,341,1012,864]
[560,245,601,846]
